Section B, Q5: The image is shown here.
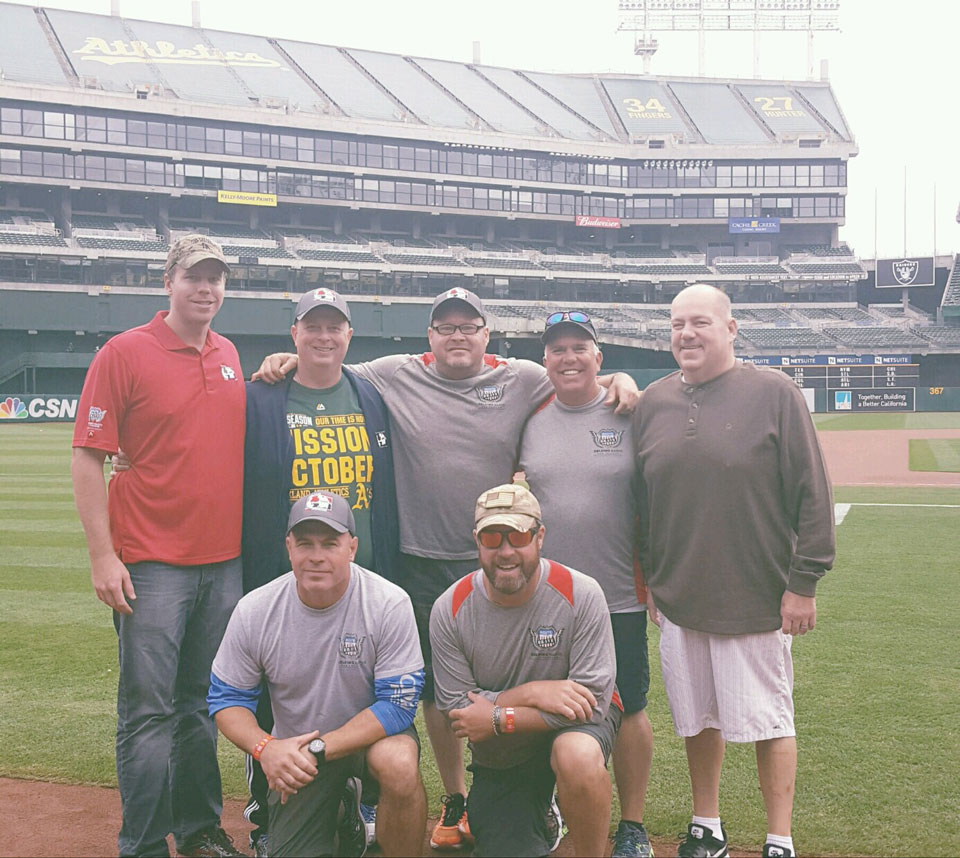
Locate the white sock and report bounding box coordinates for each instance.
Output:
[691,816,723,840]
[766,833,795,854]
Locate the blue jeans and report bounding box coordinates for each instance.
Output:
[113,558,242,857]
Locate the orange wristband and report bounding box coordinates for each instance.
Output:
[503,707,516,733]
[252,735,274,761]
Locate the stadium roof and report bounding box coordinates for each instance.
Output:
[0,2,853,150]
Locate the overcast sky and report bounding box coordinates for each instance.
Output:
[6,0,958,259]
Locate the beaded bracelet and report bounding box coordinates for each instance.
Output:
[492,705,502,736]
[252,735,274,761]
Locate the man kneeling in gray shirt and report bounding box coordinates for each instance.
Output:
[430,483,621,858]
[208,492,427,857]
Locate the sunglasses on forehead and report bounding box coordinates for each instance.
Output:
[477,527,539,549]
[545,311,591,327]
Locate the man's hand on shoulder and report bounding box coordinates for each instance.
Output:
[251,352,298,384]
[781,590,816,636]
[91,553,136,614]
[260,730,321,804]
[604,372,641,415]
[449,691,496,743]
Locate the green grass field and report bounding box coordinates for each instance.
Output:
[2,423,959,856]
[909,439,960,473]
[813,412,960,431]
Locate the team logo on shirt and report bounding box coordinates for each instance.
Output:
[590,429,623,449]
[375,431,387,448]
[220,364,237,381]
[88,406,108,426]
[287,413,312,428]
[529,626,564,651]
[387,673,420,710]
[339,633,365,660]
[475,384,504,404]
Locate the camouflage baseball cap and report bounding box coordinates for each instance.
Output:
[475,483,542,533]
[165,234,230,275]
[287,491,356,536]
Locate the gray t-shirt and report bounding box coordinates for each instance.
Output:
[349,354,554,560]
[519,390,643,613]
[429,558,616,769]
[212,564,423,740]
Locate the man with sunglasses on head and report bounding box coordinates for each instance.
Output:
[254,287,639,849]
[518,310,654,858]
[430,483,621,858]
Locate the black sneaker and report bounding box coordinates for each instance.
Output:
[179,827,247,857]
[545,792,566,853]
[337,776,367,857]
[613,820,654,858]
[762,844,794,857]
[677,822,729,858]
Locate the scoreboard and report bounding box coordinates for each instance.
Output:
[775,362,919,390]
[742,354,919,410]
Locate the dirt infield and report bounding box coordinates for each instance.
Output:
[0,776,765,858]
[818,427,960,486]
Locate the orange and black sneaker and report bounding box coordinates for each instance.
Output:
[430,793,468,850]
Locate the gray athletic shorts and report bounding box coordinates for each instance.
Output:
[466,705,621,858]
[267,726,419,857]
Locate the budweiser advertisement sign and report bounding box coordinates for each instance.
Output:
[575,215,621,229]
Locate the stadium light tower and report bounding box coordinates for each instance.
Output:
[617,0,840,78]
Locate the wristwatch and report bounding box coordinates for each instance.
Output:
[307,737,327,764]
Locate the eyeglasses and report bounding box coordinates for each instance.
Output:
[431,323,484,336]
[545,311,591,328]
[477,527,539,549]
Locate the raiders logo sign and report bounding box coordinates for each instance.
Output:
[590,429,624,449]
[892,259,919,286]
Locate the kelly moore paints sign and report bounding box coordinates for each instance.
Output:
[875,257,935,288]
[0,396,79,422]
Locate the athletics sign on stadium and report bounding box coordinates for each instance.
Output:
[875,257,935,288]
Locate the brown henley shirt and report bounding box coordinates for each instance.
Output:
[634,361,835,635]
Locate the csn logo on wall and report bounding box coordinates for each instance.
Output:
[0,396,79,422]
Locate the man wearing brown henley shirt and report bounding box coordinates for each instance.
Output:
[634,284,835,858]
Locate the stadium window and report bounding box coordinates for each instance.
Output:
[145,160,164,186]
[395,181,412,204]
[716,165,731,188]
[382,144,399,170]
[837,197,845,216]
[415,148,431,172]
[348,140,359,165]
[681,197,698,218]
[520,158,536,181]
[714,198,729,218]
[205,127,224,155]
[148,122,167,149]
[462,152,478,177]
[697,198,712,218]
[83,155,105,181]
[442,185,457,208]
[561,194,575,216]
[652,167,668,188]
[798,197,814,217]
[278,135,296,162]
[1,107,21,136]
[610,165,624,188]
[537,158,552,182]
[0,148,20,175]
[825,164,838,186]
[810,164,824,186]
[22,110,43,138]
[85,115,106,143]
[364,143,382,168]
[412,183,428,206]
[649,198,667,218]
[297,136,313,162]
[474,187,489,210]
[459,187,474,209]
[731,165,747,187]
[379,180,395,203]
[102,156,122,182]
[106,117,125,145]
[240,168,258,192]
[565,161,583,184]
[795,165,810,187]
[838,163,847,186]
[310,174,328,198]
[183,125,203,153]
[492,154,507,179]
[222,167,240,190]
[780,164,795,186]
[243,131,262,158]
[477,153,493,178]
[127,120,146,148]
[701,164,716,187]
[763,165,779,187]
[533,192,547,213]
[633,198,649,218]
[184,163,203,189]
[814,196,830,216]
[43,112,65,140]
[363,179,378,202]
[516,191,533,212]
[315,137,331,163]
[546,192,561,214]
[327,139,347,166]
[398,146,415,171]
[172,163,185,187]
[126,159,145,185]
[446,149,462,175]
[488,188,504,211]
[551,160,565,183]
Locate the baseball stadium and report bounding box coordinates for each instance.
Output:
[0,1,957,856]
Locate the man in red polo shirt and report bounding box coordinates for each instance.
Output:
[72,234,246,858]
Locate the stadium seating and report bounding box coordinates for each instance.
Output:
[221,245,294,259]
[916,326,960,345]
[826,327,927,348]
[464,257,544,270]
[76,237,169,252]
[942,255,960,307]
[381,254,467,267]
[738,328,836,349]
[714,262,787,275]
[295,249,381,263]
[540,260,611,273]
[614,263,712,275]
[72,213,148,230]
[787,261,864,275]
[0,232,67,247]
[172,223,269,241]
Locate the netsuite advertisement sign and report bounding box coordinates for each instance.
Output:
[0,396,79,422]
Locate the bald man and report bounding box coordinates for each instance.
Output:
[633,284,835,858]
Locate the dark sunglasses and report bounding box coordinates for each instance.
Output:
[477,528,539,549]
[545,311,591,327]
